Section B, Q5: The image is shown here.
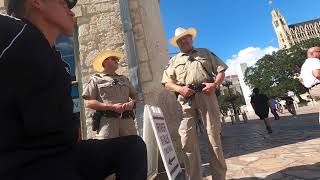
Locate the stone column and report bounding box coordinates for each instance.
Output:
[74,0,127,139]
[128,0,184,163]
[74,0,183,163]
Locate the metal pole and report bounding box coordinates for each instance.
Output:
[73,24,87,139]
[119,0,145,136]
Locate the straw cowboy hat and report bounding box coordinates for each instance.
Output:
[92,50,124,72]
[170,27,197,47]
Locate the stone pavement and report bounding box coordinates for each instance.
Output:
[201,105,320,180]
[156,105,320,180]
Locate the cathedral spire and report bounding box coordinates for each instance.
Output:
[271,9,292,49]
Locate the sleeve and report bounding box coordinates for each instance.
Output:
[208,51,228,74]
[311,59,320,70]
[161,57,176,85]
[82,77,98,100]
[128,80,138,101]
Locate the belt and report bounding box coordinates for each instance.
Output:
[187,84,206,92]
[180,80,214,92]
[310,83,320,89]
[101,110,134,119]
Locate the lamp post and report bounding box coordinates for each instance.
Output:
[222,81,240,124]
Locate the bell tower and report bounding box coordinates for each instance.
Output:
[271,9,292,49]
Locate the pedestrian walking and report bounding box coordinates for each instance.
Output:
[162,27,228,180]
[283,95,297,116]
[250,88,273,133]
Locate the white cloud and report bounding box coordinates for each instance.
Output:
[225,46,278,76]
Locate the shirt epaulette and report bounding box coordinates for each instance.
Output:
[92,73,104,78]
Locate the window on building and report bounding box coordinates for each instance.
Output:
[274,20,279,27]
[56,36,80,114]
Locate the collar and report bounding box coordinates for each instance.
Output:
[102,73,119,77]
[179,48,198,57]
[307,58,320,61]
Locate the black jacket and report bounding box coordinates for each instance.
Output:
[0,14,78,178]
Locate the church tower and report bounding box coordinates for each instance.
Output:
[271,9,292,49]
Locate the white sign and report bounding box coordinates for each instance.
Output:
[143,106,159,180]
[144,105,183,180]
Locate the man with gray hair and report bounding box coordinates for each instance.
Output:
[0,0,146,179]
[162,27,228,180]
[300,46,320,100]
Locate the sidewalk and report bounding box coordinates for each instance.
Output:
[201,105,320,179]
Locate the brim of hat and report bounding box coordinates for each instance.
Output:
[170,28,197,47]
[92,51,124,72]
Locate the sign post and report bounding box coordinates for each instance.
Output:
[144,105,185,180]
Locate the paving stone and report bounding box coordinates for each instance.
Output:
[201,106,320,180]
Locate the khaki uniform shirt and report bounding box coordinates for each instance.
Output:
[82,73,138,104]
[162,48,228,85]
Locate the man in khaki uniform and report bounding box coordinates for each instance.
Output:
[162,27,228,180]
[82,50,138,139]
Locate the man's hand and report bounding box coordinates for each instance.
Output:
[178,86,195,97]
[113,103,125,113]
[202,83,216,95]
[122,101,135,111]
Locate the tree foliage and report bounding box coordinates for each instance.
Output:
[244,38,320,98]
[218,92,246,116]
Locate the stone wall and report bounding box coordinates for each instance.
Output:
[74,0,127,138]
[128,0,184,162]
[75,0,183,163]
[75,0,183,147]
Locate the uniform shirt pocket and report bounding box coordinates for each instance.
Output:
[173,62,187,84]
[97,82,114,101]
[194,57,212,73]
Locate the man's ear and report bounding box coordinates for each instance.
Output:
[28,0,43,11]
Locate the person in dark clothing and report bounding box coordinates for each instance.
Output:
[0,0,147,179]
[250,88,273,133]
[283,95,297,116]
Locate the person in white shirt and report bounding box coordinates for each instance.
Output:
[300,46,320,100]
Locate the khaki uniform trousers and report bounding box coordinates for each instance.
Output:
[309,85,320,101]
[95,116,137,139]
[177,92,227,180]
[95,116,137,180]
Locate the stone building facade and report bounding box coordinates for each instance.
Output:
[272,9,320,49]
[72,0,182,144]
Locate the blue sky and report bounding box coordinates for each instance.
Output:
[160,0,320,74]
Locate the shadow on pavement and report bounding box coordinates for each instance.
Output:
[199,112,320,163]
[228,162,320,180]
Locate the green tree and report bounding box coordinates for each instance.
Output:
[244,38,320,99]
[218,91,246,116]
